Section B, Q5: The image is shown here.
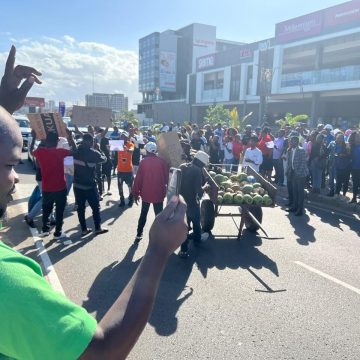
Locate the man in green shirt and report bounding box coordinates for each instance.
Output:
[0,46,188,359]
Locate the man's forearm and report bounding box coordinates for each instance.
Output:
[80,246,169,360]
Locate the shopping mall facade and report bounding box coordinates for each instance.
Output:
[138,1,360,128]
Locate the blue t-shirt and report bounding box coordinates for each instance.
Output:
[352,145,360,169]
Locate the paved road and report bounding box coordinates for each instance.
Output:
[2,155,360,360]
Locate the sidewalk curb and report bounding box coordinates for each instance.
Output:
[276,186,360,216]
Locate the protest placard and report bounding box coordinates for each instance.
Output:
[27,113,67,140]
[109,140,124,151]
[157,132,184,168]
[71,106,112,127]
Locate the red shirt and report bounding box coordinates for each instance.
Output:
[257,134,273,157]
[232,141,244,160]
[34,147,70,192]
[133,155,169,203]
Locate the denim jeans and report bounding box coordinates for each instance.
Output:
[65,173,73,195]
[42,189,67,234]
[74,186,102,231]
[225,158,233,172]
[181,204,201,252]
[311,159,323,191]
[137,201,163,236]
[328,163,336,194]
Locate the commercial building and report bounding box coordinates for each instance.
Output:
[138,23,242,123]
[138,1,360,128]
[86,93,128,114]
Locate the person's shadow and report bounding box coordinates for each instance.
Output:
[285,213,316,246]
[83,243,141,320]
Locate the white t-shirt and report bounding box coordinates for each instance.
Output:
[243,147,263,172]
[224,142,234,160]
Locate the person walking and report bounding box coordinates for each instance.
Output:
[117,132,135,207]
[72,133,109,237]
[133,142,169,242]
[178,151,210,258]
[99,128,113,195]
[286,135,309,216]
[32,131,73,239]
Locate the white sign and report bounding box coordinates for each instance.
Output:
[109,140,124,151]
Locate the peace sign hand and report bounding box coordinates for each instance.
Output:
[0,45,42,114]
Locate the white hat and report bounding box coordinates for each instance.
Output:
[324,124,333,130]
[144,142,157,154]
[194,150,209,166]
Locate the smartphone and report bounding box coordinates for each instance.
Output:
[167,168,182,203]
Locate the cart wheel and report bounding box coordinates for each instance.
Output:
[244,206,263,232]
[201,199,215,232]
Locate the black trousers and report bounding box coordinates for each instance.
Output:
[273,159,284,185]
[96,164,103,195]
[352,168,360,200]
[74,186,101,231]
[42,189,67,234]
[292,177,306,213]
[137,201,163,236]
[287,178,293,206]
[335,168,351,195]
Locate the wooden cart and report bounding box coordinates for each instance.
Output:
[200,166,277,240]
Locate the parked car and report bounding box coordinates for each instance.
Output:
[14,115,31,151]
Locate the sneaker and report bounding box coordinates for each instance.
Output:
[81,228,92,237]
[119,198,125,207]
[39,231,50,237]
[178,251,189,259]
[95,228,109,235]
[134,234,143,243]
[53,232,68,241]
[99,195,104,201]
[107,190,112,195]
[24,215,36,228]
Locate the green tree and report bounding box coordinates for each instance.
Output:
[230,107,239,129]
[276,113,308,128]
[204,104,231,126]
[122,111,139,127]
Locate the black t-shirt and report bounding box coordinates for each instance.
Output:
[191,138,203,151]
[100,137,110,159]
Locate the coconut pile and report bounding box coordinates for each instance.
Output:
[208,171,273,206]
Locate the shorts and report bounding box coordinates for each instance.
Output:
[102,159,112,175]
[117,171,134,186]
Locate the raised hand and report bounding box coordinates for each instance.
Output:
[0,45,42,114]
[148,196,187,256]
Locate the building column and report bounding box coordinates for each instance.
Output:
[310,92,320,127]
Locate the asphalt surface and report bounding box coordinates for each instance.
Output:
[2,154,360,360]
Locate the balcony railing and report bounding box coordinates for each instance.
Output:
[281,65,360,88]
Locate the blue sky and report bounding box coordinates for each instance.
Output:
[0,0,344,106]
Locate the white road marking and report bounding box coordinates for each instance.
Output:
[294,261,360,295]
[30,227,65,295]
[15,184,65,295]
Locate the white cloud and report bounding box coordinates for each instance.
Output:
[0,35,140,108]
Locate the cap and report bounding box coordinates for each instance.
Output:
[194,150,209,166]
[144,142,157,154]
[324,124,333,130]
